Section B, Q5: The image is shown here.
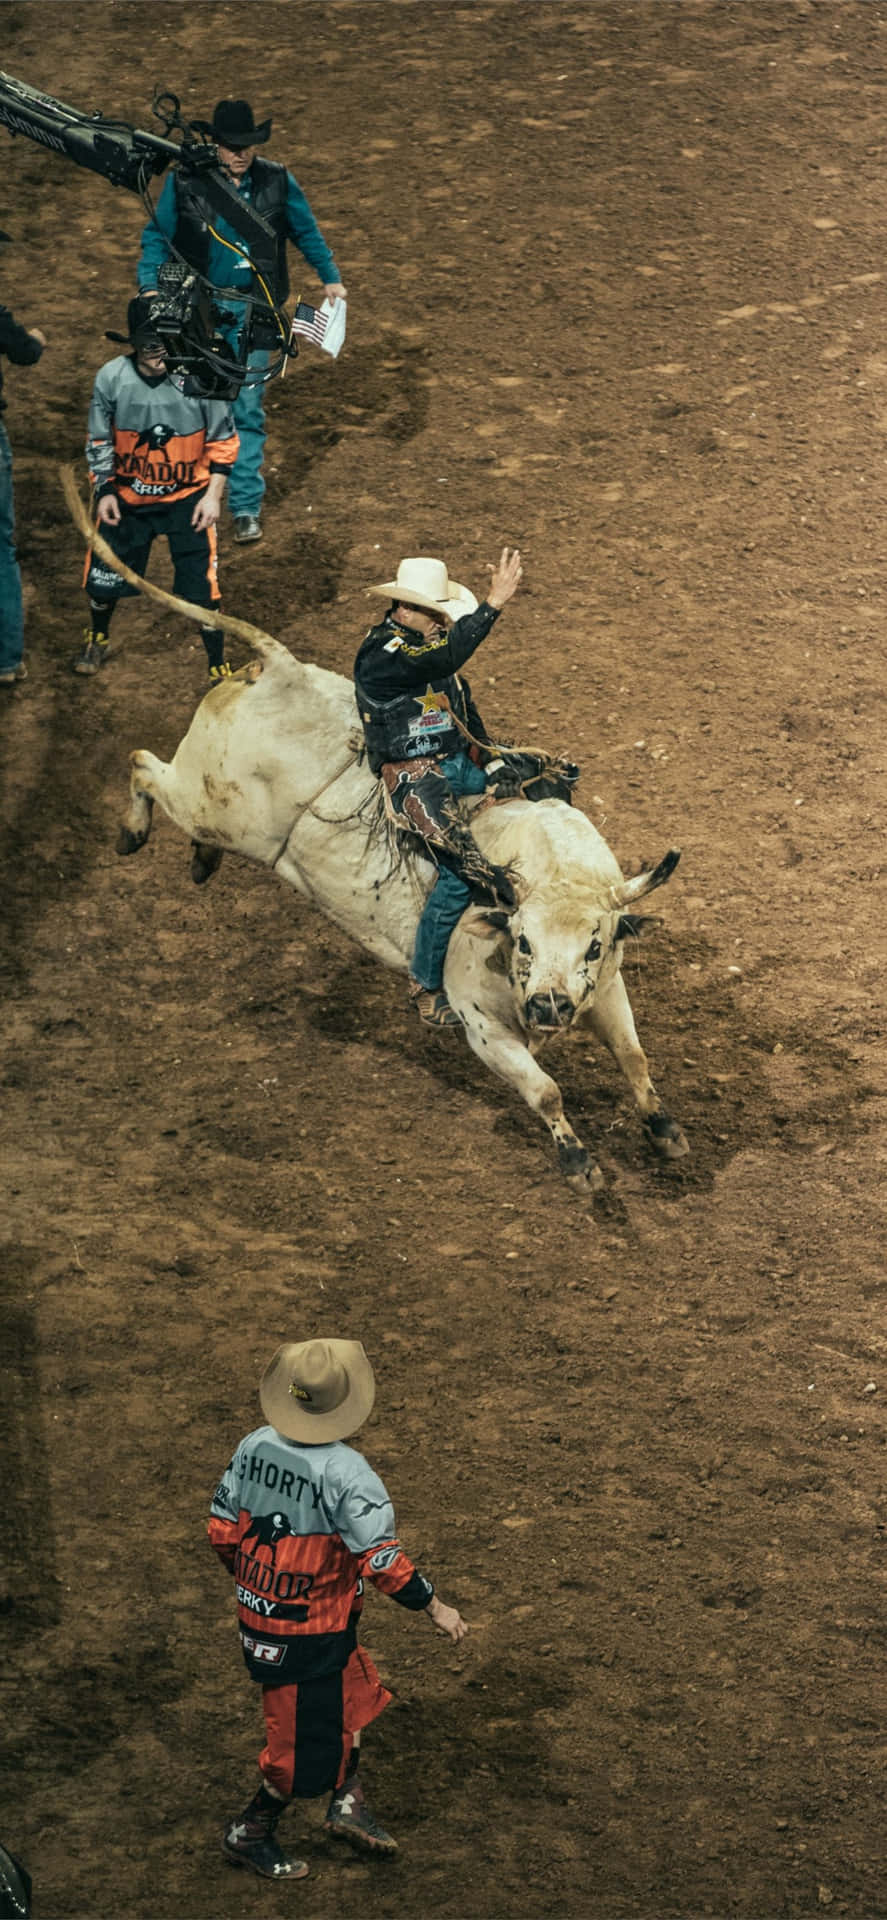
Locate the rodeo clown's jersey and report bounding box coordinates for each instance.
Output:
[354,603,500,774]
[208,1425,433,1685]
[86,355,239,508]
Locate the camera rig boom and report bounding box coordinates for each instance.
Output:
[0,71,291,397]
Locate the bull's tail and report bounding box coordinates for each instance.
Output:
[59,464,290,665]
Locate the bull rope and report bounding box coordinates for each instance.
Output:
[59,464,289,663]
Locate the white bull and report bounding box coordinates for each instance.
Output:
[116,638,687,1192]
[61,465,687,1192]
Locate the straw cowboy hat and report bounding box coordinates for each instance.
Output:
[260,1338,376,1442]
[368,556,478,624]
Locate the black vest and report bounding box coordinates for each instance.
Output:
[356,673,469,775]
[173,158,290,303]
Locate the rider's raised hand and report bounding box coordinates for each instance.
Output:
[486,546,523,609]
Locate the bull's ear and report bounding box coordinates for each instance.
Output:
[616,912,664,941]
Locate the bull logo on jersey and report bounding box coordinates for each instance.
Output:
[240,1511,293,1562]
[133,423,176,453]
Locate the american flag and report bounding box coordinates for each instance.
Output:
[289,300,328,349]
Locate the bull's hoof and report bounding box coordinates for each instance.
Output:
[558,1139,606,1192]
[191,841,224,886]
[643,1110,690,1159]
[567,1162,606,1195]
[116,826,147,857]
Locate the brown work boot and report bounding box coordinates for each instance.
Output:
[408,980,462,1029]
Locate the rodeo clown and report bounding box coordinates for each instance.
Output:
[76,296,238,681]
[354,545,524,1029]
[208,1337,467,1881]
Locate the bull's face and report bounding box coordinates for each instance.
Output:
[482,848,681,1035]
[502,902,624,1032]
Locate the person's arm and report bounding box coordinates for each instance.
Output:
[425,1592,469,1642]
[336,1462,469,1643]
[394,547,524,684]
[191,471,228,531]
[0,307,45,365]
[192,402,240,528]
[85,366,119,510]
[207,1454,243,1572]
[137,175,178,291]
[284,170,344,294]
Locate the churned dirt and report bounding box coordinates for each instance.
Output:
[2,4,887,1917]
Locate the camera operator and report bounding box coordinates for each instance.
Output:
[0,231,46,688]
[137,98,346,546]
[76,296,238,681]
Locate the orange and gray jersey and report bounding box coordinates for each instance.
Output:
[208,1425,433,1682]
[85,355,239,508]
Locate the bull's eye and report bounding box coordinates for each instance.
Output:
[585,935,602,961]
[517,933,532,957]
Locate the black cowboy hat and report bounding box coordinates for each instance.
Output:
[191,99,272,146]
[105,296,165,350]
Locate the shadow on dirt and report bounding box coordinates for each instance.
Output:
[0,1246,61,1635]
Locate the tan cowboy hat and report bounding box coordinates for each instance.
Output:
[260,1338,376,1443]
[368,555,478,623]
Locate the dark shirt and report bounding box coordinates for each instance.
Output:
[354,603,499,772]
[354,601,499,702]
[0,304,43,410]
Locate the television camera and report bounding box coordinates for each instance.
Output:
[0,71,292,398]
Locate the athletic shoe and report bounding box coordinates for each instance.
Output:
[409,982,463,1029]
[323,1779,398,1856]
[233,513,262,543]
[73,633,109,676]
[0,660,27,684]
[221,1820,308,1881]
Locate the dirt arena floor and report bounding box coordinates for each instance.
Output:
[2,3,887,1916]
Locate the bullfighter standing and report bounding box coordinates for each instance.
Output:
[208,1337,468,1881]
[76,296,238,681]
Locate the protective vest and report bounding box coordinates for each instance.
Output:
[356,673,471,774]
[173,158,290,302]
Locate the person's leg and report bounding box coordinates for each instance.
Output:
[323,1643,398,1856]
[75,509,150,675]
[404,753,508,1025]
[229,350,269,535]
[222,1684,308,1882]
[0,421,25,678]
[410,864,473,992]
[167,503,228,677]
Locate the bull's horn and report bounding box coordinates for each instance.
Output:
[609,847,681,908]
[58,464,289,663]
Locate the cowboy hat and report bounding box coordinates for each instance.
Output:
[191,99,272,146]
[260,1338,376,1443]
[368,556,478,624]
[104,295,167,350]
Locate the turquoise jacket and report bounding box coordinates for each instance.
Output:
[137,163,339,297]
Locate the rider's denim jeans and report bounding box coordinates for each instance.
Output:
[0,420,24,673]
[410,751,488,990]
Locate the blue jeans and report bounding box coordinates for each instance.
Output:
[410,752,488,991]
[229,347,270,517]
[0,420,24,673]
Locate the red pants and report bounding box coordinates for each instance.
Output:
[259,1644,392,1800]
